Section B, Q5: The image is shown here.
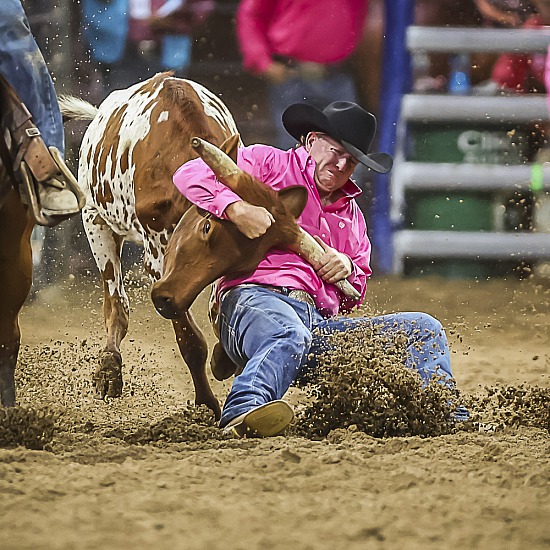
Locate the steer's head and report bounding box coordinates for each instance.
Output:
[151,135,308,318]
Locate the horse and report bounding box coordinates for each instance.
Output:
[0,75,35,407]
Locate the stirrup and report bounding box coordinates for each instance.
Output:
[18,146,84,227]
[49,146,85,210]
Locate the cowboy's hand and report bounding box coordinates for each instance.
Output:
[225,200,275,239]
[313,236,353,284]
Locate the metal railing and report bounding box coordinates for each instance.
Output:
[391,26,550,274]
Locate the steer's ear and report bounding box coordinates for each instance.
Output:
[220,134,240,164]
[278,185,308,219]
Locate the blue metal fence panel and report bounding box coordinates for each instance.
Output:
[371,0,414,273]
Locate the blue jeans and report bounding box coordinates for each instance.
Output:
[268,71,358,150]
[218,286,454,427]
[0,0,64,153]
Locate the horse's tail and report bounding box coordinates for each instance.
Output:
[58,95,98,121]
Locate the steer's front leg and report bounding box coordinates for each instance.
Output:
[172,313,221,419]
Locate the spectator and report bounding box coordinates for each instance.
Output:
[473,0,535,27]
[81,0,213,95]
[236,0,368,149]
[411,1,534,93]
[489,0,549,93]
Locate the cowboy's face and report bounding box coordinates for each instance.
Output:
[306,132,359,197]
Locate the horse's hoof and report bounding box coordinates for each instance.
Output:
[0,395,16,407]
[0,376,16,407]
[94,372,123,399]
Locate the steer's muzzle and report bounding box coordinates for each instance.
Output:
[151,291,181,319]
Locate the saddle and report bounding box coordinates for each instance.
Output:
[0,75,84,226]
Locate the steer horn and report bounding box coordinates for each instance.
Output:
[290,230,361,301]
[191,137,361,302]
[191,136,244,193]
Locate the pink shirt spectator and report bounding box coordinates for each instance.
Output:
[236,0,368,74]
[173,145,372,316]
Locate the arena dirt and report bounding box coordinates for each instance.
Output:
[1,274,549,550]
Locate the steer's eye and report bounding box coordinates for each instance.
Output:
[203,220,211,235]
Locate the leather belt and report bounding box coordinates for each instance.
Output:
[264,285,316,307]
[272,56,344,81]
[228,283,316,307]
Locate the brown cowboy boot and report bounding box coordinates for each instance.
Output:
[210,341,240,381]
[208,284,240,381]
[25,142,81,218]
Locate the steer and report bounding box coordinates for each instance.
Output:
[60,73,241,418]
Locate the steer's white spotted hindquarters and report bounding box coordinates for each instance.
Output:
[68,73,239,416]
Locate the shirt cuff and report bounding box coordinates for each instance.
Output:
[210,188,241,219]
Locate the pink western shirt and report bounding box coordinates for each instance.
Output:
[173,145,372,317]
[236,0,368,74]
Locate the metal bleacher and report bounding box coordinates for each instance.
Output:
[391,26,550,274]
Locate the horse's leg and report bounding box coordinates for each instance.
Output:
[172,313,221,419]
[0,192,33,406]
[82,206,128,398]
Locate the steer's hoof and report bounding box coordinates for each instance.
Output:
[94,353,123,399]
[199,395,222,421]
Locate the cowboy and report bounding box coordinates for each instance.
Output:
[0,0,83,226]
[174,101,468,437]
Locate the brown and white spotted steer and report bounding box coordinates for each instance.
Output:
[60,73,241,418]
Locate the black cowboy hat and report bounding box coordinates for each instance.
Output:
[282,101,393,174]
